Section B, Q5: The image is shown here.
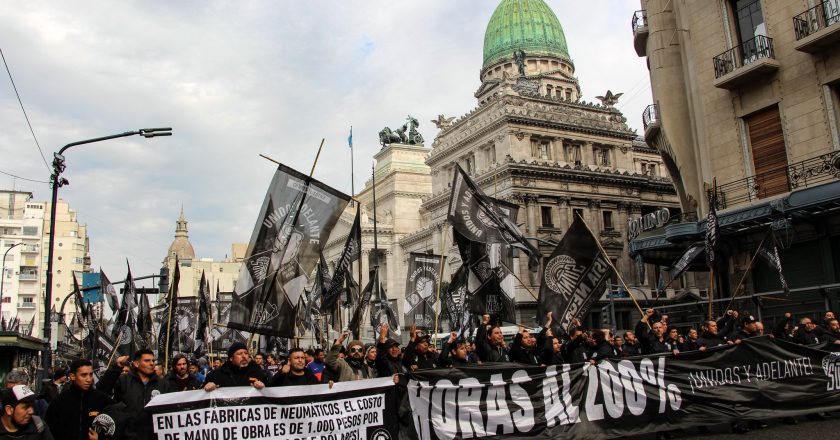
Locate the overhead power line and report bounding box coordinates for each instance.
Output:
[0,47,51,173]
[0,168,50,184]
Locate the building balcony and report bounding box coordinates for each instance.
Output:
[793,1,840,53]
[642,104,660,144]
[712,35,779,90]
[18,273,38,281]
[19,245,39,254]
[17,302,36,309]
[632,10,648,57]
[710,152,840,210]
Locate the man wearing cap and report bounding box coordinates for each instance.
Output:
[376,324,407,377]
[45,359,114,440]
[730,314,759,344]
[38,369,66,405]
[4,372,46,420]
[1,385,53,440]
[327,331,376,381]
[203,342,267,391]
[402,325,436,371]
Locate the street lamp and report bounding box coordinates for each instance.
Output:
[0,242,22,322]
[42,127,172,370]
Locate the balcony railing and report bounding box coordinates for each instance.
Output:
[642,104,659,131]
[713,35,775,79]
[710,152,840,210]
[18,273,38,281]
[17,302,36,309]
[20,245,39,253]
[632,10,647,32]
[794,1,840,40]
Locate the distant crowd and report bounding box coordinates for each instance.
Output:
[2,309,838,440]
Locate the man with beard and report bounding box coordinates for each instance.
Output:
[403,326,436,370]
[622,331,642,357]
[438,332,475,368]
[45,359,114,440]
[203,342,267,390]
[269,348,321,386]
[1,385,53,440]
[820,318,840,343]
[476,315,509,363]
[97,349,172,440]
[164,355,201,392]
[327,332,376,381]
[792,317,822,345]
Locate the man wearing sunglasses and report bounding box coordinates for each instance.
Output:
[326,331,377,382]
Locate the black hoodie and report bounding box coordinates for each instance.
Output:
[44,384,114,440]
[204,361,267,388]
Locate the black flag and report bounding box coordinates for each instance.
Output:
[194,271,211,358]
[349,269,376,339]
[158,263,181,365]
[758,232,790,295]
[706,181,720,267]
[322,209,361,312]
[369,267,399,338]
[112,263,137,356]
[443,265,469,333]
[100,269,119,314]
[448,165,540,271]
[229,164,350,338]
[136,272,155,349]
[538,216,611,331]
[669,244,704,281]
[403,253,444,329]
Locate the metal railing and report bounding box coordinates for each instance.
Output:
[643,104,659,131]
[713,35,775,79]
[632,10,647,32]
[18,273,38,281]
[710,152,840,209]
[794,1,840,40]
[17,302,35,309]
[20,245,39,253]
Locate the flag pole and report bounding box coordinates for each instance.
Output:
[500,262,539,302]
[163,275,175,371]
[724,230,769,313]
[576,214,648,324]
[349,127,355,206]
[371,163,382,333]
[432,226,448,344]
[707,177,718,321]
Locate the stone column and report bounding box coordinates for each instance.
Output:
[588,200,601,236]
[557,197,570,232]
[554,138,565,163]
[582,141,594,166]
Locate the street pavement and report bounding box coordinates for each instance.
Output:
[630,413,840,439]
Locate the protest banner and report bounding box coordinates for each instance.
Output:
[146,377,399,440]
[408,336,840,439]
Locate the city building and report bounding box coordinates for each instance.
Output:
[326,0,682,335]
[0,190,90,339]
[629,0,840,322]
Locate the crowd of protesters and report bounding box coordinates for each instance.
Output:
[3,308,838,440]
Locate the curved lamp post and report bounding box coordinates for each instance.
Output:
[0,242,22,322]
[43,128,172,369]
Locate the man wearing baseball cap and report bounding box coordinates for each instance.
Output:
[327,331,376,381]
[203,342,267,391]
[1,385,53,440]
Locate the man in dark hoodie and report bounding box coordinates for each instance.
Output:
[164,355,201,392]
[97,349,171,440]
[696,320,730,350]
[635,309,671,355]
[508,327,540,365]
[269,348,321,387]
[203,342,267,391]
[45,359,114,440]
[792,317,822,345]
[402,326,436,371]
[438,332,475,368]
[475,315,509,363]
[376,324,407,377]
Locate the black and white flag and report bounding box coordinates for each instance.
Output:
[194,271,211,358]
[136,267,155,350]
[349,269,376,339]
[403,253,444,330]
[112,263,137,356]
[758,232,790,295]
[369,266,399,337]
[100,269,119,314]
[229,164,350,338]
[538,216,611,332]
[705,181,720,267]
[448,165,540,271]
[669,243,704,281]
[322,209,361,312]
[157,262,181,363]
[443,265,470,334]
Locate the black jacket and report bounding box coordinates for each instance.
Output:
[268,370,321,387]
[635,321,671,355]
[45,384,114,440]
[403,340,437,370]
[163,372,202,392]
[0,415,54,440]
[508,333,540,365]
[375,340,407,377]
[204,361,267,388]
[38,381,61,404]
[793,328,822,345]
[97,367,172,440]
[590,340,618,361]
[475,324,509,363]
[696,331,727,349]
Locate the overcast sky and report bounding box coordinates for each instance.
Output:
[0,0,651,287]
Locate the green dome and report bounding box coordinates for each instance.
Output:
[482,0,570,70]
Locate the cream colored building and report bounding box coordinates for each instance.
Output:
[160,208,246,302]
[629,0,840,320]
[325,0,682,333]
[0,190,90,339]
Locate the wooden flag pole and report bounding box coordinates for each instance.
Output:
[576,214,648,324]
[432,225,449,345]
[503,264,540,302]
[163,281,175,371]
[104,337,121,370]
[724,232,769,313]
[708,268,715,321]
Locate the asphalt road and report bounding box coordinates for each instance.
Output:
[629,413,840,439]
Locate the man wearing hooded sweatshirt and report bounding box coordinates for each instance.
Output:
[97,349,172,440]
[45,359,114,440]
[327,332,376,381]
[203,342,267,391]
[438,332,475,368]
[376,324,407,377]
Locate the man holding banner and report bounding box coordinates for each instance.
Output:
[203,342,267,391]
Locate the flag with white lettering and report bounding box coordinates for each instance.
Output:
[538,216,611,332]
[100,269,120,314]
[403,253,443,329]
[369,267,399,337]
[669,243,704,281]
[229,164,350,338]
[448,165,540,271]
[758,232,790,295]
[112,263,137,356]
[705,181,720,268]
[322,210,361,313]
[349,269,375,339]
[157,263,181,364]
[443,265,470,334]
